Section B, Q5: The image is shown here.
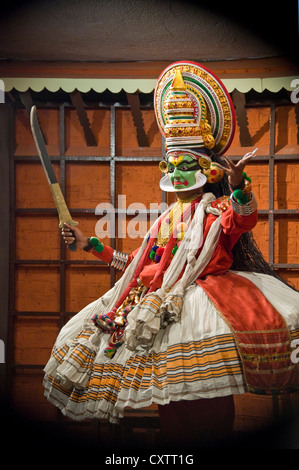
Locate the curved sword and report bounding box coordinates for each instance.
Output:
[30,105,78,251]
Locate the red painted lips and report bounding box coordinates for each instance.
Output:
[173,180,189,186]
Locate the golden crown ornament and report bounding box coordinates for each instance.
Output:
[154,61,236,189]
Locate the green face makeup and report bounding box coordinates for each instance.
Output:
[167,154,201,190]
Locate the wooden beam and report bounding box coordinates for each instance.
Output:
[232,90,253,147]
[126,92,149,147]
[19,90,48,144]
[1,57,298,79]
[70,90,97,146]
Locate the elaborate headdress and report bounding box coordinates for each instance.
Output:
[154,61,236,191]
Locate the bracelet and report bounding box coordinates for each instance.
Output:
[230,192,257,215]
[109,250,129,271]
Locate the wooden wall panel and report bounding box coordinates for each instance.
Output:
[275,162,299,209]
[16,216,60,260]
[244,162,269,210]
[115,162,162,207]
[275,217,299,264]
[16,162,60,208]
[251,220,269,262]
[65,266,111,313]
[15,266,60,312]
[14,317,60,365]
[234,393,276,432]
[65,162,110,208]
[12,369,57,421]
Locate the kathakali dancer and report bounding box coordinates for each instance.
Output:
[43,61,299,445]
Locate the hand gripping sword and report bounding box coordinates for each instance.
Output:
[30,105,78,251]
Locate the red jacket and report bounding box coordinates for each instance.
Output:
[90,198,258,288]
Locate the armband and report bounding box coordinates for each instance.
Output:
[230,192,257,215]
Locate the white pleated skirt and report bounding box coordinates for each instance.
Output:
[43,271,299,423]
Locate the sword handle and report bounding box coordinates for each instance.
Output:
[68,230,77,252]
[60,220,78,252]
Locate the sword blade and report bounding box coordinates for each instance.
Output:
[30,105,57,185]
[30,105,78,251]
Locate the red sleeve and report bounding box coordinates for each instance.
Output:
[87,244,140,269]
[220,205,258,250]
[87,244,114,264]
[198,204,258,277]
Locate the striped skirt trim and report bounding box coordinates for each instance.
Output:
[44,332,246,422]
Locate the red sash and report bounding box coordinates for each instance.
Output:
[196,272,299,394]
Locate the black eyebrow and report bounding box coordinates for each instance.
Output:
[168,158,197,166]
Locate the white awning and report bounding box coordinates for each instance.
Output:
[2,76,299,94]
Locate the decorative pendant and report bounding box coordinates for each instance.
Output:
[149,245,165,263]
[175,222,187,241]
